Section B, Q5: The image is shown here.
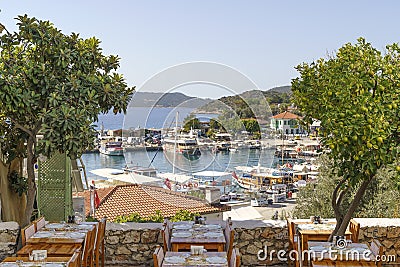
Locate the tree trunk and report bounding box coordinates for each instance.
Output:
[331,177,373,239]
[23,136,36,227]
[0,158,26,225]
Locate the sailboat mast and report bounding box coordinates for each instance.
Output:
[172,111,179,174]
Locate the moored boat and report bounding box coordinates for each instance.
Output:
[99,141,124,156]
[162,132,201,159]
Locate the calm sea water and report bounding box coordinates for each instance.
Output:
[82,148,276,181]
[83,107,275,180]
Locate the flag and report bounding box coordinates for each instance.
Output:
[91,180,101,210]
[232,171,238,180]
[94,190,100,208]
[164,178,172,190]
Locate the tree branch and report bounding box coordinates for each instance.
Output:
[10,119,34,139]
[0,22,11,35]
[332,176,349,217]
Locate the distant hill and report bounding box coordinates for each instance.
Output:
[198,85,293,119]
[129,92,211,108]
[268,85,292,94]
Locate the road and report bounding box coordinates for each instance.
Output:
[254,193,297,220]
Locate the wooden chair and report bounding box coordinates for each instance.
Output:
[161,224,171,252]
[287,218,300,267]
[81,223,97,267]
[67,249,81,267]
[286,219,310,267]
[21,223,36,246]
[94,217,107,267]
[33,216,46,232]
[349,218,360,242]
[229,247,240,267]
[224,223,235,260]
[370,239,383,267]
[163,218,172,232]
[153,245,164,267]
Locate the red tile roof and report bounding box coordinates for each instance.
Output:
[271,111,300,119]
[73,184,226,221]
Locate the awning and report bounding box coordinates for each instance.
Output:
[90,168,162,184]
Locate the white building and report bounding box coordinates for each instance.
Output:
[270,111,306,135]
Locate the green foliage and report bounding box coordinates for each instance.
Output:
[170,209,200,222]
[113,210,200,223]
[114,212,146,223]
[291,38,400,235]
[292,38,400,184]
[8,170,28,196]
[0,15,134,159]
[183,115,201,132]
[293,156,400,219]
[200,88,291,119]
[242,119,260,133]
[148,210,165,223]
[0,15,134,223]
[85,216,99,222]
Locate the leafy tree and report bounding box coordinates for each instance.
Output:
[209,118,223,131]
[292,38,400,238]
[241,119,260,134]
[0,15,134,226]
[293,156,400,219]
[183,115,201,132]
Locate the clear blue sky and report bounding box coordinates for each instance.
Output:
[1,1,400,99]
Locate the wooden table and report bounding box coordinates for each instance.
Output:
[297,224,352,251]
[0,260,68,266]
[3,256,71,262]
[308,241,376,267]
[17,243,82,257]
[170,223,226,252]
[26,230,86,245]
[43,222,95,232]
[295,223,351,267]
[162,252,228,267]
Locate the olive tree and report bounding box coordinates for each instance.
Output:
[293,156,400,219]
[292,38,400,238]
[0,15,134,226]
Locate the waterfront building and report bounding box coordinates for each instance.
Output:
[270,111,306,135]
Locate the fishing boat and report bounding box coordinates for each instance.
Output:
[163,134,201,159]
[232,170,286,191]
[231,163,294,191]
[162,113,201,159]
[99,141,124,156]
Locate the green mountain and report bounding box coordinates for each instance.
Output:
[129,92,211,108]
[198,86,293,120]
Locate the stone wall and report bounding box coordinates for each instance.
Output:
[0,222,19,261]
[104,219,400,267]
[103,220,290,266]
[357,218,400,266]
[105,222,162,266]
[232,220,288,266]
[1,219,400,266]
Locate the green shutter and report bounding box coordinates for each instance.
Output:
[37,152,73,222]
